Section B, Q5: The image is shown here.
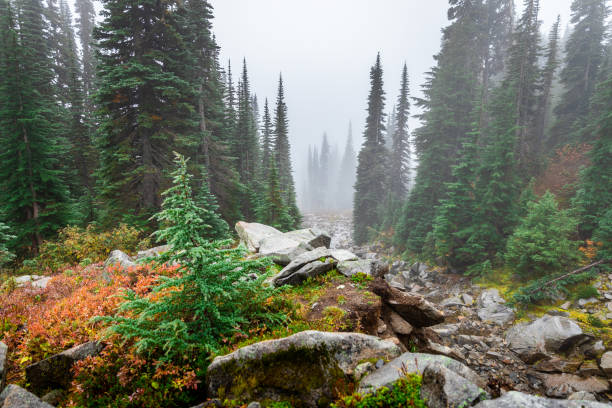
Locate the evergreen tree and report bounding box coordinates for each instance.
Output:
[261,98,273,182]
[354,53,387,244]
[0,221,15,266]
[383,63,411,227]
[0,0,72,252]
[257,157,294,231]
[385,105,397,151]
[338,122,357,210]
[319,133,331,209]
[94,0,198,225]
[273,74,300,227]
[549,0,608,147]
[74,0,95,99]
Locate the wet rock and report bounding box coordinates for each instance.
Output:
[600,351,612,377]
[420,362,487,408]
[430,323,459,338]
[582,340,605,359]
[258,235,313,265]
[235,222,281,252]
[506,316,583,363]
[271,247,334,285]
[477,289,515,325]
[284,228,331,250]
[540,373,609,397]
[0,342,6,391]
[337,259,374,278]
[388,311,413,335]
[370,279,444,327]
[26,341,104,394]
[358,352,485,394]
[0,385,54,408]
[578,360,602,377]
[473,390,610,407]
[274,260,334,287]
[135,245,171,260]
[104,250,136,269]
[206,331,400,407]
[328,249,358,262]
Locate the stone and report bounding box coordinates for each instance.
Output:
[0,385,54,408]
[104,250,136,269]
[506,316,583,363]
[420,362,487,408]
[135,245,171,260]
[462,294,474,306]
[541,373,609,397]
[560,301,572,310]
[533,357,581,373]
[370,280,444,327]
[388,275,406,291]
[354,362,374,380]
[206,330,400,407]
[578,360,602,377]
[0,342,6,391]
[430,323,459,338]
[246,403,261,408]
[473,391,610,407]
[337,259,375,278]
[440,297,464,307]
[274,260,334,287]
[328,249,358,262]
[235,221,281,252]
[358,352,485,395]
[26,341,104,394]
[600,351,612,376]
[567,391,597,401]
[40,389,63,405]
[476,289,515,325]
[258,235,314,266]
[271,247,334,285]
[578,297,599,307]
[607,302,612,312]
[284,228,331,249]
[13,275,52,289]
[388,311,413,335]
[546,309,570,317]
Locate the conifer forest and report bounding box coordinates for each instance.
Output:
[0,0,611,407]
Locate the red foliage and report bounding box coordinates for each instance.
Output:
[534,144,592,208]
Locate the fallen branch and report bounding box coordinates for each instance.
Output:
[525,259,610,294]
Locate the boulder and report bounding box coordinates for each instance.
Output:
[206,330,400,407]
[26,341,103,394]
[271,247,334,285]
[258,235,313,265]
[337,259,375,278]
[13,275,51,290]
[104,250,136,269]
[506,316,583,363]
[462,294,474,306]
[135,245,171,260]
[284,228,331,250]
[273,260,334,287]
[329,249,358,262]
[0,385,54,408]
[420,362,487,408]
[0,342,6,391]
[369,280,444,327]
[472,391,610,408]
[477,289,515,325]
[567,391,598,401]
[358,352,485,395]
[599,351,612,377]
[540,373,609,397]
[235,222,282,252]
[388,311,413,335]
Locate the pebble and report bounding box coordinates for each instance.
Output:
[336,284,345,290]
[375,359,384,369]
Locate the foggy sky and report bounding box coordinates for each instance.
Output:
[211,0,573,195]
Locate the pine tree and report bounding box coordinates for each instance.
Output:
[261,98,273,182]
[319,133,331,209]
[0,0,73,253]
[74,0,95,99]
[354,53,387,244]
[383,63,411,227]
[0,221,15,266]
[338,122,357,210]
[273,74,300,227]
[94,0,199,226]
[549,0,608,147]
[258,157,294,231]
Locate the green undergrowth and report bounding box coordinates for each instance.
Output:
[331,374,426,408]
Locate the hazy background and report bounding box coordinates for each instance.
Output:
[211,0,573,201]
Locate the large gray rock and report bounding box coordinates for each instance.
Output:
[473,391,610,408]
[284,228,331,249]
[274,260,335,287]
[207,330,400,407]
[329,249,358,262]
[477,289,515,325]
[258,235,313,266]
[0,342,6,391]
[420,362,487,408]
[272,247,332,282]
[370,280,445,327]
[26,341,103,394]
[540,373,609,397]
[506,316,583,363]
[104,250,136,269]
[358,352,485,395]
[600,351,612,377]
[235,222,282,252]
[0,385,54,408]
[13,275,52,290]
[337,259,375,277]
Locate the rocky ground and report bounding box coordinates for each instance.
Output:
[301,212,612,404]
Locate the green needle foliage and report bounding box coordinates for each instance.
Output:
[97,153,285,361]
[0,221,15,266]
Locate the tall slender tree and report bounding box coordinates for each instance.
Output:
[261,98,273,182]
[74,0,95,98]
[338,122,356,210]
[354,53,387,244]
